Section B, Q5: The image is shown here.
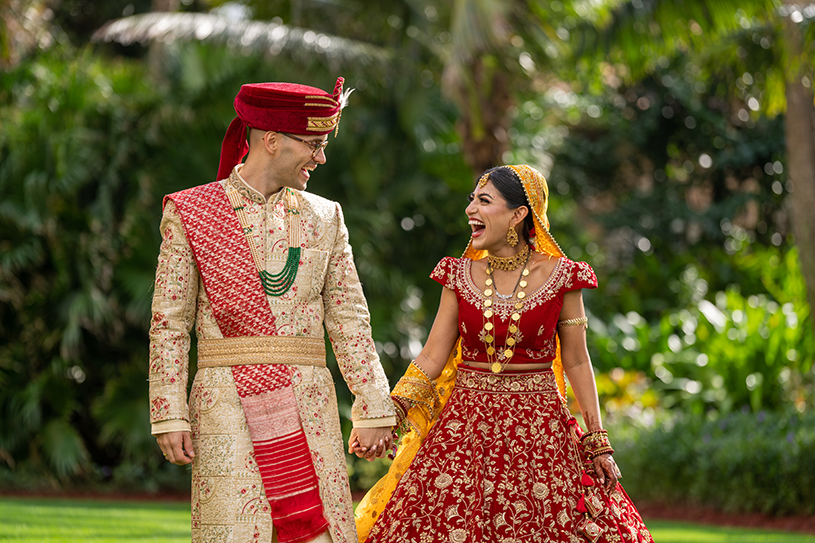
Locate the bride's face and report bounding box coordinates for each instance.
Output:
[465,179,518,253]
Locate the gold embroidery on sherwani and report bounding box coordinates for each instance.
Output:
[150,177,395,543]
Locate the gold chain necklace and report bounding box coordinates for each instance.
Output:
[482,252,531,373]
[488,244,530,271]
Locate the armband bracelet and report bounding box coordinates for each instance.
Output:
[558,316,588,328]
[581,429,614,459]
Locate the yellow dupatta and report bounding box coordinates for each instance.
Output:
[355,165,569,541]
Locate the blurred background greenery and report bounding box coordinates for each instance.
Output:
[1,0,814,517]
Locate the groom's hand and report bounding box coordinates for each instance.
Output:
[348,427,393,461]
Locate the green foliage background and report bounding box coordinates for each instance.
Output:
[612,409,815,516]
[1,0,814,516]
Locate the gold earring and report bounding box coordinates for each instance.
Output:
[507,226,519,247]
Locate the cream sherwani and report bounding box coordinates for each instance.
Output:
[149,169,396,543]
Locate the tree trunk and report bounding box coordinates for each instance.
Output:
[147,0,179,84]
[782,0,815,335]
[457,57,513,175]
[151,0,179,11]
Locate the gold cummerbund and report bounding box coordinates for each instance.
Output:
[197,336,326,368]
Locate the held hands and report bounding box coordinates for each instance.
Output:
[592,453,622,492]
[348,427,394,462]
[157,431,195,466]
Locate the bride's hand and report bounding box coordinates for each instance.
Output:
[592,453,621,492]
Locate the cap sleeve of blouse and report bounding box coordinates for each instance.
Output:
[430,256,459,292]
[562,258,598,292]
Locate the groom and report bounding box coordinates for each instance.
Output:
[149,77,395,543]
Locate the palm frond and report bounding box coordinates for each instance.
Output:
[41,419,88,479]
[92,359,154,459]
[92,12,393,72]
[0,237,45,274]
[575,0,779,79]
[448,0,510,63]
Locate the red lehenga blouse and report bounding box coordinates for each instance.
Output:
[363,255,654,543]
[432,255,599,367]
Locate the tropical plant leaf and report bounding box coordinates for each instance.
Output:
[40,419,89,479]
[92,359,154,460]
[575,0,780,80]
[0,237,45,274]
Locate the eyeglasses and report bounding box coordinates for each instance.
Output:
[280,132,328,158]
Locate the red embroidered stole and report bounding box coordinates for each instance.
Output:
[166,181,329,543]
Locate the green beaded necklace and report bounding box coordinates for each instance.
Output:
[227,183,301,297]
[258,244,300,296]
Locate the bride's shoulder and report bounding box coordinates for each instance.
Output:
[529,251,560,275]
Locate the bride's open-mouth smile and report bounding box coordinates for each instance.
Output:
[469,218,486,238]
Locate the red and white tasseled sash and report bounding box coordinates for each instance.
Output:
[166,181,329,543]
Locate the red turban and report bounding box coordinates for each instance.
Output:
[217,77,349,180]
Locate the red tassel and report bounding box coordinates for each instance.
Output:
[581,470,595,487]
[577,494,588,513]
[217,117,249,181]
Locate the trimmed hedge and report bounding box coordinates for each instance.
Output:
[610,409,815,516]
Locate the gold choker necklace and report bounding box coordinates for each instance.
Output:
[488,244,530,271]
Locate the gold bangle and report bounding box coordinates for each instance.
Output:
[558,316,588,328]
[581,429,614,459]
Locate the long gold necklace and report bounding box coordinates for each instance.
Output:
[488,244,530,271]
[482,252,531,374]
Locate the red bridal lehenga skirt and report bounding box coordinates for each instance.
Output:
[365,366,654,543]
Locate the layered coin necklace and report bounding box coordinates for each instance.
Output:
[482,245,531,374]
[226,185,302,296]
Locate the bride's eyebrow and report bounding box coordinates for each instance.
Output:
[468,191,496,201]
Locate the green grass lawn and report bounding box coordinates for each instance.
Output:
[1,496,814,542]
[648,520,815,543]
[0,497,190,543]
